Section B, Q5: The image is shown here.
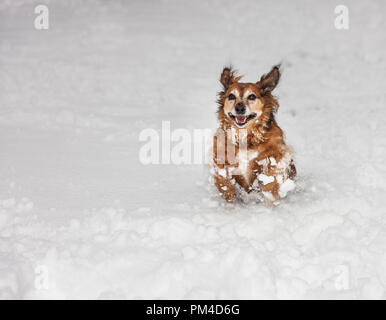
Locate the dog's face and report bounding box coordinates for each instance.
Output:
[223,83,264,128]
[218,66,280,129]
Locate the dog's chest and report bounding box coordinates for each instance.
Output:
[233,148,259,183]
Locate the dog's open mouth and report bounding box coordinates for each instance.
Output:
[228,113,257,126]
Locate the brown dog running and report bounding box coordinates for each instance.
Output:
[212,65,296,205]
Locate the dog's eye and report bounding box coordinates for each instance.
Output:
[248,94,257,100]
[228,94,236,100]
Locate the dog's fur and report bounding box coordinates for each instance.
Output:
[212,65,296,205]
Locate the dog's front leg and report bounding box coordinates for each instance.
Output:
[212,131,236,202]
[255,158,281,206]
[257,155,295,206]
[214,173,235,202]
[258,173,279,206]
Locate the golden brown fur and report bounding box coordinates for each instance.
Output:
[213,65,296,205]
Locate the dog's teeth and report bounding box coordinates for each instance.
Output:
[236,116,246,123]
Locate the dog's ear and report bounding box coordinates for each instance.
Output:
[258,65,281,95]
[220,67,240,90]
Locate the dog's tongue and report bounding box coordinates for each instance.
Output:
[236,116,247,123]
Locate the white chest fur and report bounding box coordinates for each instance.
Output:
[231,148,259,183]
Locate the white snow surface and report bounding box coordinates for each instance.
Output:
[1,0,386,299]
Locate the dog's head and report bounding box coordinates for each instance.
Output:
[217,65,280,131]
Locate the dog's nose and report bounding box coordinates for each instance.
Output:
[235,102,246,115]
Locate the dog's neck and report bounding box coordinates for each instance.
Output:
[221,114,274,147]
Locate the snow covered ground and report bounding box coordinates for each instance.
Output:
[1,0,386,299]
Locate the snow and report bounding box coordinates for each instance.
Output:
[279,179,296,198]
[262,191,275,202]
[1,0,386,299]
[258,174,274,185]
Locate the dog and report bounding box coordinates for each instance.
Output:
[212,65,296,205]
